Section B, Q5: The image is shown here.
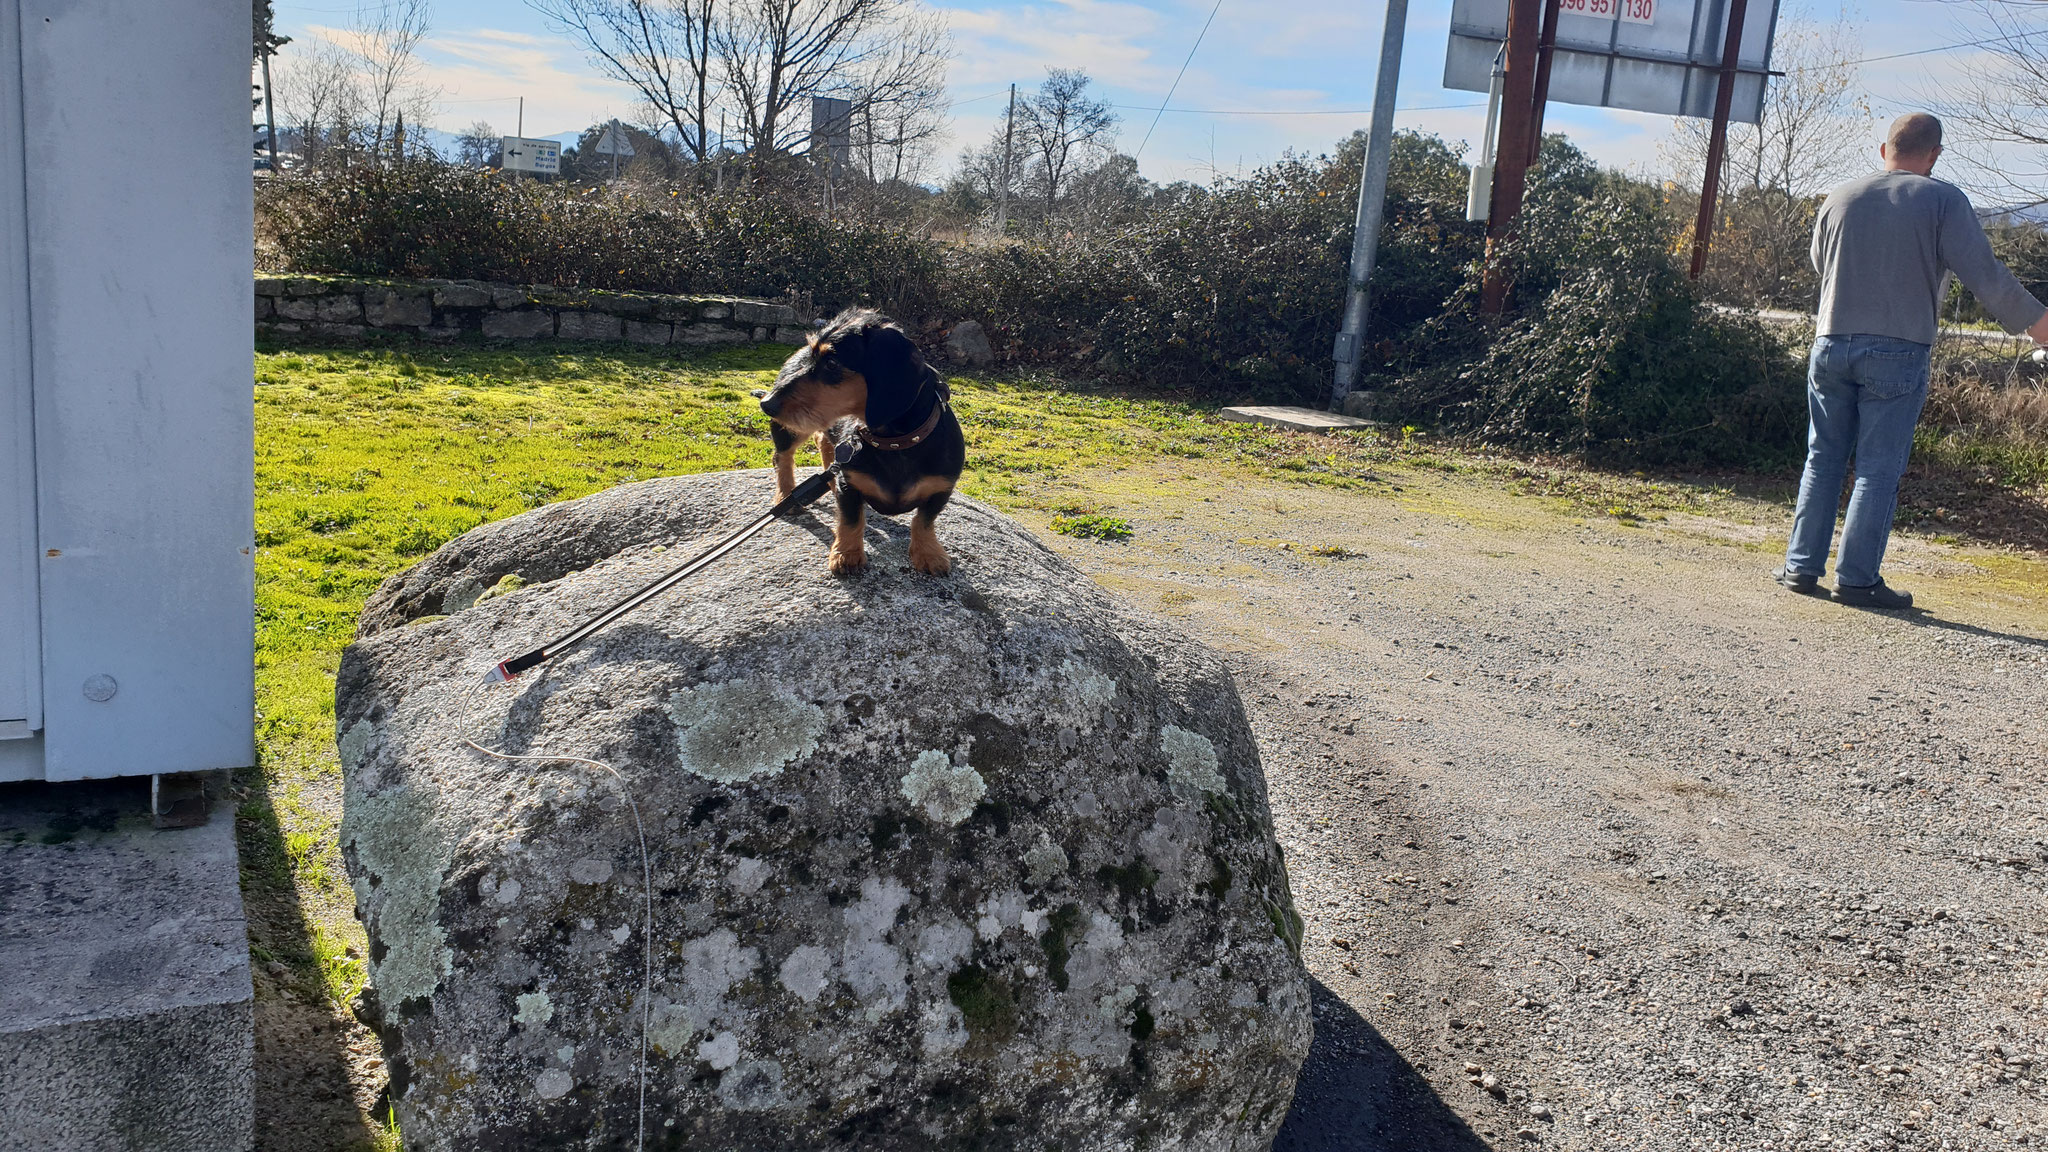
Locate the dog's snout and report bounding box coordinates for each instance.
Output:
[758,391,784,418]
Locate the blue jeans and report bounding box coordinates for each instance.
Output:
[1784,334,1931,588]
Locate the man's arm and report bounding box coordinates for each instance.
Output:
[1938,188,2048,339]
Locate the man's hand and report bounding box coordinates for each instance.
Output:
[2029,309,2048,346]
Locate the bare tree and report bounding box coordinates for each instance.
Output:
[1662,10,1867,304]
[1015,68,1118,223]
[352,0,439,157]
[532,0,948,175]
[530,0,720,161]
[272,40,364,167]
[845,6,949,185]
[1665,12,1866,197]
[456,121,500,167]
[1938,1,2048,207]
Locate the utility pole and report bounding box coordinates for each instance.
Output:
[610,117,621,181]
[1479,0,1545,314]
[260,48,280,172]
[1327,0,1410,415]
[995,83,1016,236]
[1690,0,1752,280]
[1526,0,1563,163]
[718,110,727,191]
[517,97,523,138]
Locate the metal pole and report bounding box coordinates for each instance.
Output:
[1527,0,1563,164]
[1479,0,1544,314]
[1327,0,1410,415]
[260,49,280,172]
[996,83,1016,236]
[1690,0,1752,281]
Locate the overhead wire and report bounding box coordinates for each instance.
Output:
[1134,0,1226,160]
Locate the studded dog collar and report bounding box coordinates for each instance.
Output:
[858,393,947,450]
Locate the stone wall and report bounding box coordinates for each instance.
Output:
[254,274,814,347]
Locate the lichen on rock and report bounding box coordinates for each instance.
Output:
[336,469,1309,1150]
[338,782,454,1007]
[667,679,827,782]
[898,750,985,826]
[1161,723,1227,794]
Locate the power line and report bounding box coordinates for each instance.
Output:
[1113,101,1488,117]
[946,90,1007,109]
[1135,0,1226,160]
[1787,26,2048,73]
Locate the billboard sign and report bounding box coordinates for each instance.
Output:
[501,136,561,174]
[809,96,852,172]
[1445,0,1780,124]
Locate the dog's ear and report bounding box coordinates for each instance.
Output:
[853,325,923,428]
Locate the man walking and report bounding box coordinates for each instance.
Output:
[1778,112,2048,608]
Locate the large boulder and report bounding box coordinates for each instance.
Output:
[337,469,1310,1150]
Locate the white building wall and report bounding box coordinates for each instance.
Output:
[0,0,254,782]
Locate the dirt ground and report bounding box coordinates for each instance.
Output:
[255,454,2048,1151]
[1040,460,2048,1151]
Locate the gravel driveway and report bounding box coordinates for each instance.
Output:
[1035,460,2048,1151]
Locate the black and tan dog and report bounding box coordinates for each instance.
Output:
[758,308,965,576]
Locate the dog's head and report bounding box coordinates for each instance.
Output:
[759,308,923,435]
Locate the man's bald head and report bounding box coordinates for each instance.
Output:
[1882,113,1943,175]
[1888,113,1943,158]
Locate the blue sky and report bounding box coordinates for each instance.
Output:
[270,0,2024,189]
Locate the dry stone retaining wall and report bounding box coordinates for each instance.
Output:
[254,274,815,347]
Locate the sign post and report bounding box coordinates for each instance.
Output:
[1328,0,1412,415]
[1480,0,1544,314]
[1689,0,1752,279]
[593,118,635,181]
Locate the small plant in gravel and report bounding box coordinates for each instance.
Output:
[1051,513,1134,541]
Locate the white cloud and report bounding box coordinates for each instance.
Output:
[418,27,639,137]
[290,21,639,138]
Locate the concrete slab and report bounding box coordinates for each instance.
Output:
[0,775,252,1152]
[1218,405,1376,433]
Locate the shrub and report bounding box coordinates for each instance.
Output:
[259,161,943,313]
[258,137,1805,466]
[1380,144,1806,467]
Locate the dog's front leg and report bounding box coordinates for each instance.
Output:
[829,483,867,576]
[909,489,953,576]
[770,422,799,499]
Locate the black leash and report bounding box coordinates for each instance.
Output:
[481,467,839,684]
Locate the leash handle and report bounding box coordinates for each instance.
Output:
[483,470,839,684]
[772,467,838,516]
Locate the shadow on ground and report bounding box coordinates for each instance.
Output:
[235,763,384,1152]
[1276,977,1490,1152]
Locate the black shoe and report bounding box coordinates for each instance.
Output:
[1831,579,1913,609]
[1773,566,1821,595]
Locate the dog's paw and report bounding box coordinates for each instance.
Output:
[828,547,867,577]
[909,540,952,576]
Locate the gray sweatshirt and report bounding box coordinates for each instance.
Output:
[1810,170,2044,345]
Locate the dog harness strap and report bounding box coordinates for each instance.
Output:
[859,396,947,451]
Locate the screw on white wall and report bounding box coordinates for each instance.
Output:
[82,674,117,702]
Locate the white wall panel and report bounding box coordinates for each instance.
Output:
[1,0,41,745]
[17,0,254,780]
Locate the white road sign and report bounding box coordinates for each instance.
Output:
[593,122,634,157]
[500,136,561,174]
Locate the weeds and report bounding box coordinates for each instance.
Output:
[1051,513,1134,541]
